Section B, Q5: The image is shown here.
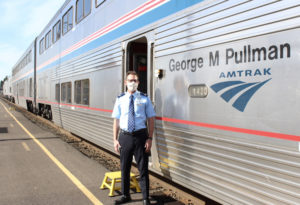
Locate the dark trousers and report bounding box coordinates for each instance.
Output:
[118,129,149,199]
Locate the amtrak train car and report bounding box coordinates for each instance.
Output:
[11,41,36,112]
[10,0,300,204]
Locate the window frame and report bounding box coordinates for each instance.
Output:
[45,30,52,50]
[74,80,82,104]
[39,38,45,54]
[95,0,105,8]
[62,6,73,35]
[61,82,72,104]
[76,0,92,24]
[55,83,60,102]
[74,79,90,105]
[29,78,33,97]
[52,20,61,44]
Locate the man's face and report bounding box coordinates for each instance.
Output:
[126,74,139,92]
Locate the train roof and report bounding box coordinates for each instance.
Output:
[38,0,71,38]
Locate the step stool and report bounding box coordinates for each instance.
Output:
[100,171,141,196]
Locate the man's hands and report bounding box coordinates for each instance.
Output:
[145,138,152,153]
[114,139,121,153]
[113,119,120,153]
[145,117,154,153]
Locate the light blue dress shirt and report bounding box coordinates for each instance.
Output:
[112,91,156,131]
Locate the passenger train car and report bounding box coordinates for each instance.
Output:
[11,41,36,112]
[10,0,300,204]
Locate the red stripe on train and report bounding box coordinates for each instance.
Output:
[18,97,300,142]
[156,116,300,142]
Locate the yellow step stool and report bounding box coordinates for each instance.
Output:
[100,171,141,196]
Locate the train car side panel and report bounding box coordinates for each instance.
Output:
[154,0,300,204]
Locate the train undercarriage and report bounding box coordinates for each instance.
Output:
[25,100,52,121]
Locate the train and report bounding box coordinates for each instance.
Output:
[6,0,300,204]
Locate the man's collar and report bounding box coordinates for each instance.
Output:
[125,90,139,97]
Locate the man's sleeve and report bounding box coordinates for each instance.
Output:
[146,97,156,118]
[111,98,121,119]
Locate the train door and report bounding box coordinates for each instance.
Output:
[123,32,161,171]
[125,37,148,94]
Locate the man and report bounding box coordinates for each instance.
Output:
[112,71,156,205]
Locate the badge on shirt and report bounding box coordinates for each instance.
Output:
[136,93,143,106]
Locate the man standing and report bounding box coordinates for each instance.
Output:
[112,71,155,205]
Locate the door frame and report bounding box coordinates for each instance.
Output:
[122,31,155,100]
[122,31,161,172]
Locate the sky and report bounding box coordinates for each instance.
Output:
[0,0,64,81]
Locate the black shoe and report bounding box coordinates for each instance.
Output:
[114,195,131,204]
[143,198,150,205]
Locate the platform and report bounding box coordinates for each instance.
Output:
[0,99,160,205]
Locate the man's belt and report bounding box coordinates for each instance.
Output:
[120,128,147,135]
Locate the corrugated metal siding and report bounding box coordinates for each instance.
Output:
[51,42,122,152]
[156,125,300,204]
[154,0,300,204]
[52,106,62,127]
[60,107,113,151]
[52,42,122,80]
[156,0,300,57]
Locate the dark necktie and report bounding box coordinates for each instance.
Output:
[128,95,135,132]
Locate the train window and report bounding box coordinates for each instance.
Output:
[74,79,89,105]
[63,7,73,35]
[76,0,84,23]
[74,81,81,104]
[61,83,66,102]
[61,82,72,103]
[67,82,72,103]
[53,20,61,43]
[84,0,91,16]
[28,50,32,63]
[39,38,45,54]
[55,84,60,102]
[45,30,52,50]
[19,81,25,97]
[29,78,32,97]
[12,50,32,74]
[82,79,89,105]
[76,0,91,24]
[96,0,105,7]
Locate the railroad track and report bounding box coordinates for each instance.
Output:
[1,97,219,205]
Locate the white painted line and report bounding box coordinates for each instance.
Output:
[22,142,31,151]
[0,101,103,205]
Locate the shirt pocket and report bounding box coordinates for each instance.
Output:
[135,100,146,117]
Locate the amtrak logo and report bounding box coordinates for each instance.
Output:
[210,78,271,112]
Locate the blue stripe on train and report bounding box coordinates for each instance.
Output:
[37,0,203,74]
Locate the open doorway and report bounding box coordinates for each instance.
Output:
[124,34,161,172]
[126,37,148,94]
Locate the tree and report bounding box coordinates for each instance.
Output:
[0,76,8,89]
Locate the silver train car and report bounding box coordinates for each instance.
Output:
[11,40,36,111]
[10,0,300,204]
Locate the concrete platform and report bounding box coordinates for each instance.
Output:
[0,99,159,205]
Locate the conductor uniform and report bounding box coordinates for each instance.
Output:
[112,90,156,204]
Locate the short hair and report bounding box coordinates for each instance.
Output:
[126,71,139,80]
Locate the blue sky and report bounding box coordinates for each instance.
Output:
[0,0,64,81]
